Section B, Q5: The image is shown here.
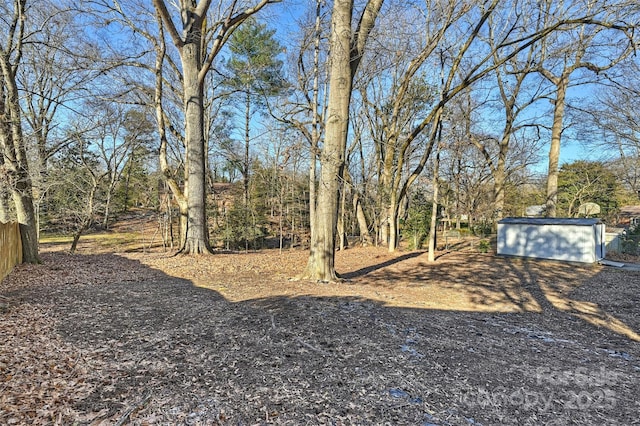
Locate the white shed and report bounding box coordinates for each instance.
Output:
[497,217,605,263]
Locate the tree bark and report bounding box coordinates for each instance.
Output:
[301,0,384,281]
[0,42,40,263]
[545,76,567,218]
[353,191,371,245]
[0,154,12,223]
[181,40,211,254]
[153,0,274,254]
[428,148,440,263]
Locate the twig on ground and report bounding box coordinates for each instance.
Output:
[115,391,152,426]
[295,337,330,357]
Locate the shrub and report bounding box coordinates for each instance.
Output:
[478,239,491,253]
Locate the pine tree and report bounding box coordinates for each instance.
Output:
[223,19,286,250]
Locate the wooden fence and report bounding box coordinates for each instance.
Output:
[1,222,22,283]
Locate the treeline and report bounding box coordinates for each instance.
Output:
[1,0,639,269]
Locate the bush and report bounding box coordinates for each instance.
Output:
[472,222,493,237]
[621,236,639,256]
[478,239,491,253]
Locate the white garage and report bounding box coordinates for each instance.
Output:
[497,217,606,263]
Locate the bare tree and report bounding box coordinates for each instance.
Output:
[534,0,636,217]
[0,0,40,263]
[578,58,640,197]
[152,0,277,254]
[470,11,548,222]
[299,0,384,281]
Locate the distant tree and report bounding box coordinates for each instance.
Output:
[403,188,432,250]
[534,0,636,217]
[276,0,327,245]
[152,0,277,254]
[557,160,619,219]
[117,110,156,213]
[578,59,640,198]
[46,128,105,253]
[87,103,155,228]
[222,19,286,250]
[224,19,286,202]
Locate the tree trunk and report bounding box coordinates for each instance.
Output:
[0,155,12,223]
[181,41,211,254]
[387,193,399,252]
[103,188,112,229]
[153,15,190,252]
[428,149,441,263]
[307,0,323,247]
[300,0,354,281]
[300,0,383,280]
[353,192,371,245]
[546,76,568,218]
[0,56,40,263]
[122,151,135,213]
[338,184,348,251]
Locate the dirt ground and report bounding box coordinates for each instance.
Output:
[1,237,640,425]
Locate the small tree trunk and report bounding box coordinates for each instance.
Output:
[388,200,399,253]
[353,192,371,245]
[103,189,112,229]
[546,77,568,218]
[153,24,189,253]
[338,184,348,251]
[428,148,441,263]
[307,0,323,245]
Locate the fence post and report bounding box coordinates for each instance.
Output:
[1,222,23,282]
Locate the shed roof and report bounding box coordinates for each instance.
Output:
[498,217,602,226]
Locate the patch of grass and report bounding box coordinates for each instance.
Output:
[40,231,144,252]
[39,234,73,244]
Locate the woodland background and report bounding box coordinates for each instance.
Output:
[1,0,639,270]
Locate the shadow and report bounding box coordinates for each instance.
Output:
[507,257,640,342]
[2,249,639,425]
[340,251,424,279]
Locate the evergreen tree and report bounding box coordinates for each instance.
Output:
[223,19,287,250]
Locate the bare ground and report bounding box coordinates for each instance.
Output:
[1,239,640,425]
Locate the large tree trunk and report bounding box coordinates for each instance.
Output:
[13,192,40,263]
[181,41,211,254]
[545,76,567,218]
[300,0,354,281]
[0,56,40,264]
[300,0,383,281]
[388,192,399,252]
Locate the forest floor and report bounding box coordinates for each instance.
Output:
[1,217,640,425]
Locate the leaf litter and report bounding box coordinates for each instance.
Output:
[0,244,639,425]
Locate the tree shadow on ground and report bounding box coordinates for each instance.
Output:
[341,251,424,279]
[1,251,639,425]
